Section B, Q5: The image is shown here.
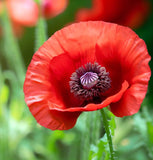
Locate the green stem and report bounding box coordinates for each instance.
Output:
[0,68,9,160]
[35,0,47,51]
[91,110,101,144]
[35,17,47,51]
[100,108,115,160]
[81,112,91,160]
[1,3,25,87]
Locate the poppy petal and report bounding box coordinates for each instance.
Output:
[24,36,65,108]
[53,21,104,67]
[49,80,129,112]
[110,72,151,116]
[110,81,149,116]
[29,101,81,130]
[49,53,84,108]
[0,2,3,15]
[24,38,82,130]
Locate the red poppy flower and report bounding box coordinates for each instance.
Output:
[76,0,151,29]
[41,0,68,19]
[24,21,151,130]
[0,1,3,15]
[0,0,39,36]
[7,0,38,26]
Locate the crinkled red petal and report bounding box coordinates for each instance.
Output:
[24,35,65,108]
[110,72,151,116]
[49,53,84,108]
[24,37,82,130]
[28,101,81,130]
[49,80,129,112]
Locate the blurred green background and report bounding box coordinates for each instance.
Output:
[0,0,153,160]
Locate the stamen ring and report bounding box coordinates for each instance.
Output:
[69,62,111,101]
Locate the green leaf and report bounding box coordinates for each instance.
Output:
[88,134,110,160]
[133,109,153,159]
[147,121,153,144]
[105,109,116,136]
[133,113,147,139]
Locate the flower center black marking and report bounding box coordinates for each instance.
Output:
[69,62,111,101]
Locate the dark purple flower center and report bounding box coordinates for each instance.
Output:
[69,62,111,102]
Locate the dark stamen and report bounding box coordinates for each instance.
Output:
[69,62,111,102]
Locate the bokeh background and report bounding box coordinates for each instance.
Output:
[0,0,153,160]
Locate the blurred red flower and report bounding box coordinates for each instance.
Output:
[41,0,68,19]
[0,2,3,15]
[76,0,151,29]
[0,0,39,36]
[24,21,151,130]
[0,0,68,36]
[7,0,38,27]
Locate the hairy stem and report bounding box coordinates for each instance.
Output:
[100,108,115,160]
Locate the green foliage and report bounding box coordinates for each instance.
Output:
[112,106,153,160]
[0,84,9,108]
[88,109,116,160]
[133,107,153,159]
[34,0,40,4]
[1,4,25,86]
[89,135,109,160]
